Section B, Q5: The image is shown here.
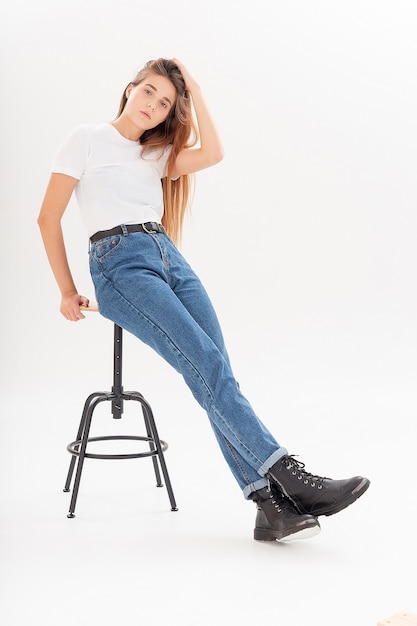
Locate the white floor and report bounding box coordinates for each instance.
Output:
[2,353,416,626]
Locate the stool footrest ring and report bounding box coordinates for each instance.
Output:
[67,435,168,460]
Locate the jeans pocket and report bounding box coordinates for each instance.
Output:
[90,235,123,263]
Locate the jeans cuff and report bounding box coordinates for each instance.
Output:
[242,447,289,499]
[257,447,289,477]
[243,477,269,499]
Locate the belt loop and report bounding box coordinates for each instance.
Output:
[121,224,128,236]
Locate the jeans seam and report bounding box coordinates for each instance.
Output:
[210,404,264,467]
[150,234,171,274]
[221,433,252,487]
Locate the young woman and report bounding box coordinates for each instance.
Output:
[38,58,370,543]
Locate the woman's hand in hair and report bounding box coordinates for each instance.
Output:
[172,58,199,93]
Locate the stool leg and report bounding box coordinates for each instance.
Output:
[141,405,163,487]
[63,392,106,493]
[63,455,77,494]
[67,395,109,518]
[128,392,178,511]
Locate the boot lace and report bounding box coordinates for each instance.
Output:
[283,455,328,489]
[266,478,293,512]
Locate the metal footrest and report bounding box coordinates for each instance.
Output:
[67,434,168,460]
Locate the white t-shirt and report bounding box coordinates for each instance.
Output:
[52,122,172,237]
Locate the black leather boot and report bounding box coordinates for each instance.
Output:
[251,483,320,542]
[268,455,370,517]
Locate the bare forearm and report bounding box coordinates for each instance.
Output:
[189,82,224,164]
[38,217,89,320]
[38,173,89,320]
[38,218,78,297]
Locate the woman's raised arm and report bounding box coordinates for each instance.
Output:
[170,59,224,178]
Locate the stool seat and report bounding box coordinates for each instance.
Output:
[63,304,178,517]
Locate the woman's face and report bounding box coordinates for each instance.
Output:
[124,73,177,130]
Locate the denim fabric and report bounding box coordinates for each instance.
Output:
[89,228,288,497]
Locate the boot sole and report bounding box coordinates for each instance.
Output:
[254,522,321,542]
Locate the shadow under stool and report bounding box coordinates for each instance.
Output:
[63,304,178,518]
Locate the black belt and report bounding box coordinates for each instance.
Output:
[90,222,166,244]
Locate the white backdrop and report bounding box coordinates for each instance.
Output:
[1,1,417,625]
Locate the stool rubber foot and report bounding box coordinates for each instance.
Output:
[171,507,179,512]
[63,488,70,493]
[67,512,75,518]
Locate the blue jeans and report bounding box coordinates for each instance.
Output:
[89,228,288,498]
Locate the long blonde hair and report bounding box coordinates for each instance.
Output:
[116,59,197,245]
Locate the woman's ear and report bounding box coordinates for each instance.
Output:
[125,83,134,99]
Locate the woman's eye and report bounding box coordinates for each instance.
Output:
[160,101,167,109]
[145,89,152,95]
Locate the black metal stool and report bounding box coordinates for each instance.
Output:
[63,305,178,518]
